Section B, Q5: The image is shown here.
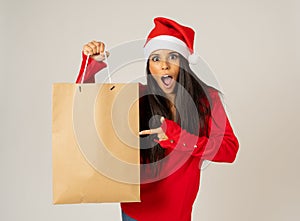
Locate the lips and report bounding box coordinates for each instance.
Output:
[161,75,173,88]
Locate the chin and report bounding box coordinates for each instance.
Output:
[162,88,175,95]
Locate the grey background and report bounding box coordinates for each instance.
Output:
[1,0,299,220]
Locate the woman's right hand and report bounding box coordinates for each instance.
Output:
[82,40,110,62]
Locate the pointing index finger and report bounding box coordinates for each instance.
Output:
[139,127,162,135]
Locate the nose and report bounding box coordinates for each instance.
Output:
[161,60,169,70]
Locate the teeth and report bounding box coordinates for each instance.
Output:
[161,75,173,86]
[162,75,172,79]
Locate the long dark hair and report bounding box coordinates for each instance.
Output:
[140,54,212,165]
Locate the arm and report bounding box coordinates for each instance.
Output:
[159,89,239,163]
[75,52,107,83]
[75,41,108,83]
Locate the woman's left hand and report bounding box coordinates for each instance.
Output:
[139,117,168,141]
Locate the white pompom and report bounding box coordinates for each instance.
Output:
[188,53,200,65]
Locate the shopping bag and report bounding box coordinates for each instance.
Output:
[52,83,140,204]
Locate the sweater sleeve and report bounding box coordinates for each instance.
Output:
[75,52,107,83]
[159,89,239,163]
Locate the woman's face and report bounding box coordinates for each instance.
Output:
[149,49,180,95]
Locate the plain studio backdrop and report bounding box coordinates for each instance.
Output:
[1,0,299,220]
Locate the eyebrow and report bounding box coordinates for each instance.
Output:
[150,52,179,56]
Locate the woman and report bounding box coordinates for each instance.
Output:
[76,17,239,221]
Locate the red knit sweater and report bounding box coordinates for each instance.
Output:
[76,53,239,221]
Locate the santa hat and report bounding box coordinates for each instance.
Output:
[144,17,196,61]
[144,17,223,93]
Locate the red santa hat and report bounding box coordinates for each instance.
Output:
[144,17,199,64]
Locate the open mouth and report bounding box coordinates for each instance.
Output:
[161,75,173,87]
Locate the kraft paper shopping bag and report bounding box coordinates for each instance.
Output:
[52,83,140,204]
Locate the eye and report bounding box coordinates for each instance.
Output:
[169,53,179,60]
[151,55,160,62]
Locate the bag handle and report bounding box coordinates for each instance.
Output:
[79,50,112,92]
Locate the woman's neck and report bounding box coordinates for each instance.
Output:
[166,93,175,104]
[166,93,176,120]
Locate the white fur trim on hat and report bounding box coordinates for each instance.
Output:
[144,35,191,59]
[188,53,201,65]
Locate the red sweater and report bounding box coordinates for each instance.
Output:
[76,53,239,221]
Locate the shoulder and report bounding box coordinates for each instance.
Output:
[206,86,222,102]
[207,86,219,97]
[205,86,224,110]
